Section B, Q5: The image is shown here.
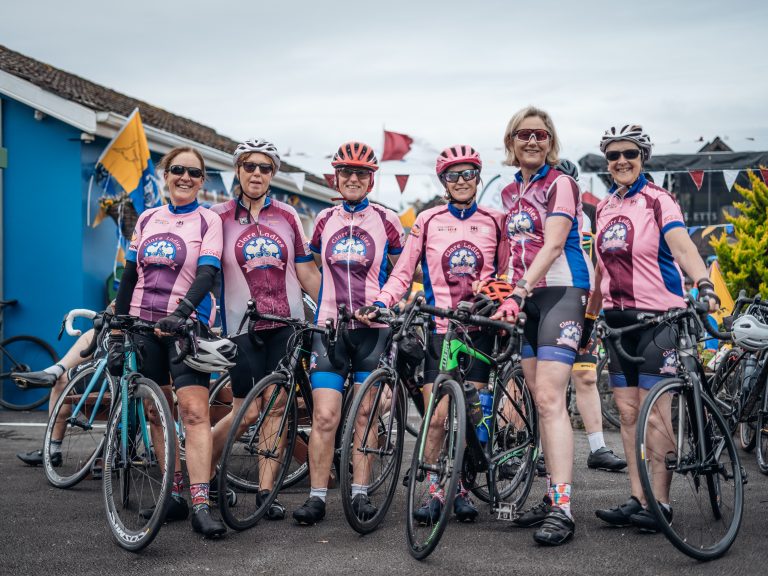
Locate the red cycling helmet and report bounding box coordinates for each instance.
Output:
[435,145,482,176]
[480,280,515,302]
[331,141,379,171]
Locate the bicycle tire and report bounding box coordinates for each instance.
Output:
[281,371,312,489]
[339,369,406,534]
[756,388,768,474]
[102,377,175,552]
[218,372,298,531]
[597,354,621,429]
[406,378,465,560]
[636,377,743,561]
[0,335,58,410]
[739,421,757,452]
[43,361,115,488]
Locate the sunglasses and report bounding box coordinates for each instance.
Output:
[168,165,204,179]
[442,169,480,183]
[337,167,373,179]
[513,129,551,142]
[605,149,642,162]
[241,162,275,175]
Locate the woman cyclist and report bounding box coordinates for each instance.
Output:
[587,124,717,533]
[209,139,320,520]
[112,146,226,538]
[292,141,405,525]
[491,107,593,546]
[359,145,508,523]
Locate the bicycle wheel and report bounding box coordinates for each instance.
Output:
[0,335,58,410]
[406,378,465,560]
[340,369,406,534]
[208,373,233,425]
[597,354,621,429]
[636,378,744,561]
[756,389,768,474]
[43,361,115,488]
[218,373,297,531]
[472,366,537,510]
[103,378,174,552]
[281,371,312,489]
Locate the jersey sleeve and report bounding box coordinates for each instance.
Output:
[546,176,579,220]
[493,211,510,279]
[374,213,425,307]
[126,211,149,262]
[288,207,313,263]
[198,211,223,268]
[310,210,331,253]
[654,191,686,233]
[384,210,406,255]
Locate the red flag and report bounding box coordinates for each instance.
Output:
[582,192,600,206]
[382,130,414,161]
[323,174,336,188]
[689,170,705,190]
[395,175,409,194]
[760,168,768,185]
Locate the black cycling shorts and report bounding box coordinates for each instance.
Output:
[423,330,494,385]
[309,328,389,391]
[229,327,294,398]
[604,308,678,390]
[521,286,587,366]
[133,331,209,390]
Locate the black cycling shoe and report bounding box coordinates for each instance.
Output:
[17,449,61,467]
[140,494,190,521]
[595,495,643,527]
[535,454,548,477]
[413,495,443,524]
[587,447,628,471]
[533,506,575,546]
[11,370,57,389]
[258,490,286,521]
[190,506,226,538]
[209,478,237,507]
[453,493,479,522]
[351,494,378,521]
[292,496,326,525]
[512,496,551,527]
[630,504,673,533]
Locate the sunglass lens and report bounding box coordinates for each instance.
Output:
[187,168,203,178]
[258,164,274,175]
[443,172,459,183]
[169,165,184,175]
[460,170,478,181]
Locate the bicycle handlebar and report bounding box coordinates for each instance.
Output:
[63,309,97,337]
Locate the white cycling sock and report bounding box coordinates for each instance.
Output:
[310,487,328,502]
[44,364,65,378]
[587,431,606,453]
[351,484,368,498]
[50,439,62,454]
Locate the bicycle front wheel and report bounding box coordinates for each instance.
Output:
[218,373,297,531]
[340,369,406,534]
[597,354,621,429]
[406,378,465,560]
[0,335,58,410]
[102,378,175,552]
[756,390,768,474]
[636,378,743,561]
[44,361,115,488]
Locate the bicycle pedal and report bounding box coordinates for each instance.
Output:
[494,502,517,521]
[664,451,677,470]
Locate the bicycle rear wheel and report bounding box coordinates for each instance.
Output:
[636,377,743,561]
[756,389,768,474]
[218,373,297,531]
[0,335,58,410]
[406,378,465,560]
[340,369,406,534]
[44,361,115,488]
[103,378,174,552]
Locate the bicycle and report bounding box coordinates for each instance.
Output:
[405,296,535,560]
[1,299,59,410]
[599,297,744,561]
[101,315,176,552]
[567,336,621,429]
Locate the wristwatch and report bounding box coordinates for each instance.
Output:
[516,279,530,295]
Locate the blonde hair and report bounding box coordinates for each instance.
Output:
[502,106,561,167]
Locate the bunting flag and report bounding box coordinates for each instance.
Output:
[709,260,734,323]
[287,172,306,192]
[323,174,336,189]
[722,170,739,192]
[382,130,414,161]
[395,174,410,193]
[647,171,666,187]
[96,108,160,214]
[399,206,416,229]
[220,171,236,195]
[760,168,768,185]
[689,170,705,190]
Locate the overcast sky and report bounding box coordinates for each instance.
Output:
[2,0,767,208]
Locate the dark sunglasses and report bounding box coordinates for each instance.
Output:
[442,169,480,183]
[337,167,373,179]
[605,149,642,161]
[241,162,275,175]
[168,164,204,179]
[513,129,551,142]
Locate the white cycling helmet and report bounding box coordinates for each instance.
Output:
[599,124,653,162]
[178,336,238,373]
[233,138,281,172]
[732,314,768,352]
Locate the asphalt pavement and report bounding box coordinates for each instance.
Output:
[2,409,767,576]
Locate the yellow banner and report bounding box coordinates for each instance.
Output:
[709,260,734,323]
[97,108,151,193]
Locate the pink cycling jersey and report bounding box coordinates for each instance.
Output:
[595,174,686,311]
[311,199,405,328]
[127,202,223,322]
[211,197,313,334]
[375,202,508,333]
[501,165,593,290]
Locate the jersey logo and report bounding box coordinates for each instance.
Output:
[600,222,629,252]
[660,350,677,375]
[143,239,179,269]
[556,320,581,350]
[444,242,481,279]
[329,235,369,266]
[242,236,285,270]
[507,211,535,237]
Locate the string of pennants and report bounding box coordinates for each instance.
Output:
[595,168,768,192]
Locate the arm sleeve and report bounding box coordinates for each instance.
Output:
[546,176,579,220]
[375,215,425,307]
[115,260,138,315]
[177,265,219,314]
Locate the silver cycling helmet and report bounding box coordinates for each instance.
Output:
[178,336,238,373]
[233,138,281,172]
[599,124,653,162]
[555,159,579,181]
[732,314,768,352]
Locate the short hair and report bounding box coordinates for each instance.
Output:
[502,106,561,167]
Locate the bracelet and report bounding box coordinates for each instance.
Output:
[695,278,713,289]
[585,313,599,321]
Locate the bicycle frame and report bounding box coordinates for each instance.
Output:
[66,358,110,431]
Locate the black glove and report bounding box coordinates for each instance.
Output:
[697,279,720,308]
[579,317,596,350]
[155,298,194,335]
[356,304,383,321]
[107,338,124,377]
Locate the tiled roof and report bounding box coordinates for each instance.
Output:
[0,44,321,183]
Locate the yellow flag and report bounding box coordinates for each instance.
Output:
[98,108,151,193]
[399,206,416,229]
[709,260,734,323]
